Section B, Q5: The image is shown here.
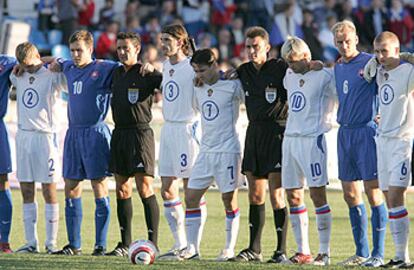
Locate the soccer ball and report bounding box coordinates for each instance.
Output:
[128,240,158,265]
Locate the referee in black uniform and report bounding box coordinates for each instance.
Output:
[231,26,289,263]
[106,32,161,256]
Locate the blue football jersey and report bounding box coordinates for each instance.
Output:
[59,59,119,127]
[334,52,378,126]
[0,56,17,119]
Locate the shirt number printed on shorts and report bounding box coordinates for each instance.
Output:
[310,162,322,179]
[73,81,83,95]
[227,166,234,180]
[48,158,55,177]
[202,101,219,121]
[180,153,187,167]
[290,91,306,112]
[164,81,179,102]
[401,162,408,177]
[380,84,394,105]
[22,88,39,108]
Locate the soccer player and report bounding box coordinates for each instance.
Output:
[280,37,336,265]
[106,32,161,256]
[371,31,414,268]
[156,24,207,260]
[10,42,65,254]
[332,20,388,267]
[52,30,119,256]
[231,26,289,263]
[178,49,243,261]
[0,55,17,253]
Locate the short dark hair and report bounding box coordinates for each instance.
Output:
[190,49,216,66]
[245,26,269,44]
[69,30,94,47]
[117,31,141,47]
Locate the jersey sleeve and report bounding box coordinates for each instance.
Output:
[9,72,17,87]
[407,65,414,93]
[53,72,68,93]
[233,79,245,104]
[323,68,337,99]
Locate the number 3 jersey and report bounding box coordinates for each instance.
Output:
[9,67,66,133]
[376,62,414,139]
[194,79,244,153]
[283,68,337,136]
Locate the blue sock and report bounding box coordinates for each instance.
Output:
[95,197,110,248]
[0,190,12,243]
[65,198,82,249]
[371,204,387,258]
[349,204,370,258]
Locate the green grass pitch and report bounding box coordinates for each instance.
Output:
[1,188,414,269]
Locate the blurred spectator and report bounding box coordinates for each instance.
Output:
[270,2,304,47]
[99,0,115,30]
[387,0,414,49]
[96,20,119,59]
[198,32,217,48]
[177,0,209,37]
[142,16,161,45]
[302,9,324,60]
[125,16,144,35]
[142,45,163,71]
[210,0,237,29]
[137,0,161,21]
[37,0,56,32]
[318,14,339,63]
[216,27,234,62]
[125,0,140,25]
[158,0,177,26]
[230,16,244,57]
[56,0,80,45]
[78,0,95,30]
[245,0,275,29]
[312,0,339,28]
[360,0,388,46]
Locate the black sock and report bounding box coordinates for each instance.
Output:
[117,198,133,247]
[142,195,160,247]
[248,204,265,254]
[273,207,288,253]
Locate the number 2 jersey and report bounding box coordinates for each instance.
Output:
[194,79,244,153]
[9,66,66,133]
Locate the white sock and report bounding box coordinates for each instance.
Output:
[315,204,332,255]
[185,207,202,254]
[290,205,310,255]
[45,203,59,249]
[225,208,240,251]
[389,206,410,262]
[164,198,186,249]
[23,202,38,247]
[199,196,207,248]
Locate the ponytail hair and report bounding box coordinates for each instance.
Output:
[161,24,192,56]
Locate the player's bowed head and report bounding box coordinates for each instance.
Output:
[281,36,312,75]
[190,49,220,87]
[15,42,43,74]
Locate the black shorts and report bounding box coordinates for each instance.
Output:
[242,122,284,178]
[109,127,155,177]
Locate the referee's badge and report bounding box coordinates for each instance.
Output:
[128,88,139,104]
[299,79,305,87]
[265,85,277,103]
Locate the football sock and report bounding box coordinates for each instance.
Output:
[315,204,332,254]
[164,198,186,249]
[0,189,12,243]
[45,203,59,249]
[199,196,207,246]
[349,204,369,258]
[225,208,240,251]
[23,202,38,247]
[142,195,160,247]
[389,206,410,262]
[95,196,110,248]
[290,205,310,254]
[65,197,82,249]
[185,207,202,253]
[371,203,387,259]
[248,204,265,254]
[273,207,288,252]
[117,197,133,247]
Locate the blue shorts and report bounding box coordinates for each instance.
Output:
[63,124,111,180]
[0,121,11,174]
[337,125,377,181]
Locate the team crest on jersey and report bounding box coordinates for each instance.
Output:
[384,73,389,80]
[169,69,175,77]
[358,69,364,77]
[29,76,35,84]
[299,79,305,87]
[207,88,213,97]
[265,85,277,103]
[128,88,139,104]
[91,70,99,80]
[343,80,349,94]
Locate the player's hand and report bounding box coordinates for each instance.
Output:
[223,68,238,80]
[363,57,378,83]
[400,52,414,64]
[374,114,381,125]
[309,60,324,71]
[48,60,62,72]
[140,63,155,76]
[194,76,204,87]
[12,64,24,77]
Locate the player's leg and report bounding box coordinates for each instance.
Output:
[91,177,110,256]
[0,175,12,253]
[218,190,239,261]
[41,183,59,253]
[135,173,160,247]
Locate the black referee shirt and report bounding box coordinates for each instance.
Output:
[237,58,288,123]
[111,63,162,127]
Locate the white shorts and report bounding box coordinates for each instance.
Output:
[158,122,199,178]
[282,135,328,189]
[376,136,412,191]
[188,152,244,193]
[16,130,60,183]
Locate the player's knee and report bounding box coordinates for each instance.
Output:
[137,185,153,198]
[249,193,265,205]
[161,186,177,201]
[21,189,35,203]
[343,191,360,206]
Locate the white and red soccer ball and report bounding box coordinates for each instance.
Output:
[128,240,158,265]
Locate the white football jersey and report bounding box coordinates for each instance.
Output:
[283,67,337,136]
[194,79,244,153]
[376,63,414,139]
[161,58,198,122]
[10,67,66,133]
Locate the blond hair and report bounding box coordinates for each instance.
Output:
[331,20,356,35]
[15,42,39,64]
[281,36,312,61]
[374,31,400,47]
[69,30,94,47]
